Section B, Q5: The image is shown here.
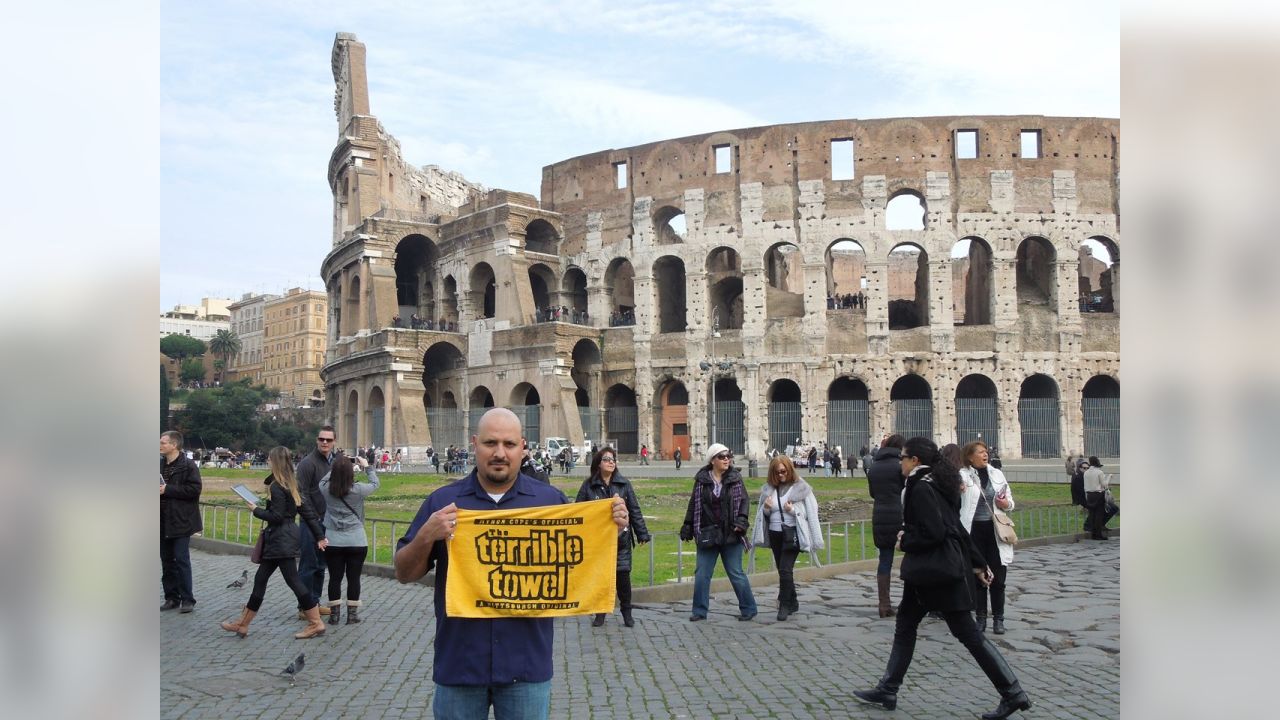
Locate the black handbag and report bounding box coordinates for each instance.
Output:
[697,525,724,549]
[899,485,965,586]
[777,489,800,551]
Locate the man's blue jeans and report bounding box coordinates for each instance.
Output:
[432,681,551,720]
[298,522,325,608]
[690,539,757,618]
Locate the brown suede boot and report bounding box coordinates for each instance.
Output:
[876,574,897,617]
[294,606,326,639]
[219,607,257,638]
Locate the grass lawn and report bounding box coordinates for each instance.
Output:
[198,468,1116,586]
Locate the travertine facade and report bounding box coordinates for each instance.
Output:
[320,34,1120,459]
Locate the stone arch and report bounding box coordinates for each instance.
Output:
[344,388,359,448]
[562,266,588,315]
[951,237,994,325]
[709,377,745,455]
[826,238,867,299]
[345,275,362,334]
[1079,236,1119,313]
[528,263,557,314]
[605,258,635,325]
[1016,236,1057,308]
[828,376,870,455]
[654,378,690,461]
[603,383,639,453]
[890,374,934,438]
[509,381,542,442]
[470,385,495,408]
[1018,373,1061,458]
[571,339,602,439]
[955,373,999,447]
[654,205,686,245]
[367,385,386,448]
[524,218,559,255]
[764,241,805,318]
[469,263,497,319]
[652,255,687,333]
[767,378,803,454]
[888,242,929,329]
[1082,375,1120,457]
[422,341,466,448]
[441,275,459,326]
[707,247,744,330]
[394,234,439,319]
[886,189,927,230]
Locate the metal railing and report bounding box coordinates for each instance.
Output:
[198,501,1107,587]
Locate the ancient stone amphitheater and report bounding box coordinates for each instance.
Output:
[320,33,1119,462]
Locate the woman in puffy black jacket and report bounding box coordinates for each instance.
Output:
[679,443,757,622]
[575,446,651,627]
[219,446,329,640]
[853,437,1032,720]
[866,434,906,617]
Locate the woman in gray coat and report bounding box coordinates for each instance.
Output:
[319,454,380,624]
[576,446,651,627]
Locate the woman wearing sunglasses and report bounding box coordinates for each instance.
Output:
[575,446,651,627]
[678,443,758,622]
[751,455,823,620]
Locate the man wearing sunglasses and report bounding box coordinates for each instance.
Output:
[294,425,337,617]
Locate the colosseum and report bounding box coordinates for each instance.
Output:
[320,33,1120,462]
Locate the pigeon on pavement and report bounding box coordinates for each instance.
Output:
[281,653,305,684]
[227,569,248,588]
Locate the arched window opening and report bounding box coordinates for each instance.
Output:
[605,258,635,326]
[886,191,927,230]
[440,276,459,328]
[888,244,929,329]
[525,219,558,255]
[368,386,386,448]
[344,389,359,448]
[767,379,803,454]
[423,342,466,448]
[655,380,690,461]
[653,256,687,333]
[1082,375,1120,457]
[654,206,686,245]
[825,239,867,311]
[467,385,496,439]
[1016,237,1057,307]
[394,234,439,321]
[563,268,588,319]
[345,276,362,335]
[707,248,743,331]
[1079,237,1118,313]
[528,264,556,321]
[890,374,933,438]
[509,383,542,443]
[469,263,497,320]
[765,243,805,319]
[955,374,999,447]
[571,339,602,438]
[1018,374,1061,458]
[951,238,994,325]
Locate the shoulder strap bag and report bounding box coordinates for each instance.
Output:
[776,488,800,551]
[978,481,1018,546]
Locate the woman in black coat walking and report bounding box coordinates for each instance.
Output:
[854,437,1032,719]
[220,446,329,640]
[866,434,906,617]
[576,446,651,627]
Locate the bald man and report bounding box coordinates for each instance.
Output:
[395,408,627,720]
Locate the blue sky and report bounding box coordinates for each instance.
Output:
[160,0,1119,311]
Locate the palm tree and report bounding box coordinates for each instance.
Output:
[209,329,242,381]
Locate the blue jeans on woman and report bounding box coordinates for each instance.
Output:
[432,680,551,720]
[691,539,757,619]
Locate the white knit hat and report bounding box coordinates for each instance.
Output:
[706,443,731,463]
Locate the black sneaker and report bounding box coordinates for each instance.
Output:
[179,601,195,614]
[737,612,757,622]
[689,614,705,622]
[161,599,180,611]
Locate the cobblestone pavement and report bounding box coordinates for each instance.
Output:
[162,540,1118,719]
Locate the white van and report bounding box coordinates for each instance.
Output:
[545,437,588,463]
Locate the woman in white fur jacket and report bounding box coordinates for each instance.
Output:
[958,440,1015,635]
[751,456,824,621]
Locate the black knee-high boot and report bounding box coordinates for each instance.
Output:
[617,570,634,627]
[969,637,1032,719]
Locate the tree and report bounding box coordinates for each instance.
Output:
[160,366,170,431]
[173,380,275,450]
[161,334,207,359]
[180,357,206,384]
[208,329,241,377]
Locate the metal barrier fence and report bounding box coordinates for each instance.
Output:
[767,402,802,453]
[893,399,933,438]
[1018,397,1061,458]
[955,398,999,448]
[198,501,1105,587]
[711,400,746,454]
[1082,397,1120,457]
[827,399,870,458]
[426,408,465,449]
[509,405,541,444]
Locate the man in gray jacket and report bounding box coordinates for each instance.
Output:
[295,425,336,616]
